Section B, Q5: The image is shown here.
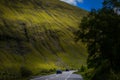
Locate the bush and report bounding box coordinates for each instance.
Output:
[49,68,56,72]
[20,67,33,78]
[80,65,87,72]
[0,68,21,80]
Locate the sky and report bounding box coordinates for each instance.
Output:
[60,0,104,11]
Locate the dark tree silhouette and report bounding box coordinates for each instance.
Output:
[75,0,120,80]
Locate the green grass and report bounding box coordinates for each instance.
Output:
[0,0,88,79]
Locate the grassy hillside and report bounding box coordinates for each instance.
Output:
[0,0,88,79]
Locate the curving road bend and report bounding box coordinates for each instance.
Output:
[30,71,83,80]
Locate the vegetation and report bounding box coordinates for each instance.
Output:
[0,0,88,79]
[75,0,120,80]
[74,65,93,80]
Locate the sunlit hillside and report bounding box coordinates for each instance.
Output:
[0,0,88,79]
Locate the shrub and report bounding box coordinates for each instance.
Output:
[20,67,33,78]
[80,65,87,72]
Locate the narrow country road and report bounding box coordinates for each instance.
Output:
[30,71,83,80]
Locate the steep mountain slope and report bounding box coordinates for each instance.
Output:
[0,0,88,75]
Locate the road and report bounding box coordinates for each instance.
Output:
[30,71,83,80]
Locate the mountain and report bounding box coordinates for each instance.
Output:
[0,0,88,78]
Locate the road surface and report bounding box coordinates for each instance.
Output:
[30,71,83,80]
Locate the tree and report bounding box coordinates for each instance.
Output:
[103,0,120,8]
[75,0,120,79]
